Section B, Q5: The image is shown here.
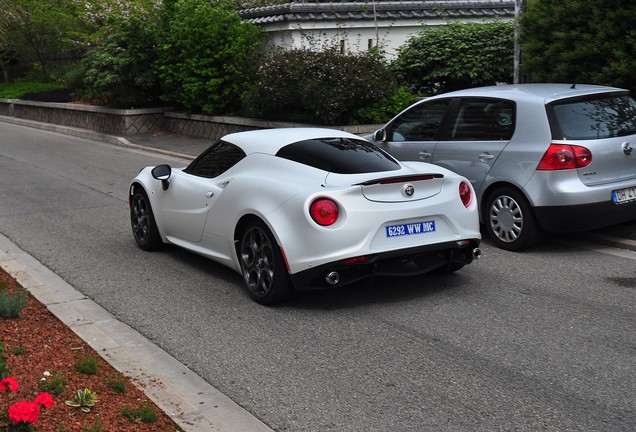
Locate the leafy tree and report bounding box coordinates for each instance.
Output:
[157,0,264,114]
[0,0,86,79]
[391,20,514,95]
[78,15,162,107]
[520,0,636,92]
[0,0,160,82]
[0,3,15,82]
[244,48,398,125]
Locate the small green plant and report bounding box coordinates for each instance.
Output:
[0,284,28,319]
[9,345,26,355]
[83,415,103,432]
[0,343,10,378]
[39,371,67,395]
[75,353,100,375]
[102,373,126,394]
[121,401,158,423]
[65,388,98,413]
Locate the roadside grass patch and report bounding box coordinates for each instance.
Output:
[0,82,65,99]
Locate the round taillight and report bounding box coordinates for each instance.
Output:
[459,181,472,208]
[310,198,339,226]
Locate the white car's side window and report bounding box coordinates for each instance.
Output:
[186,142,245,178]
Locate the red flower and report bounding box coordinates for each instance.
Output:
[8,400,40,425]
[34,392,54,409]
[0,377,19,393]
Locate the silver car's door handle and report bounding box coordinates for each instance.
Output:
[479,152,495,161]
[205,192,214,199]
[418,151,432,160]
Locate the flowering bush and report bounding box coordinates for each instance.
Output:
[1,376,54,430]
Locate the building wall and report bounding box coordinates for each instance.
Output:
[260,17,500,59]
[241,1,515,59]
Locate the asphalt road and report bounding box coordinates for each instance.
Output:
[1,122,635,431]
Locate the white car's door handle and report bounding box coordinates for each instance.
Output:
[205,192,215,199]
[479,153,495,161]
[418,151,432,160]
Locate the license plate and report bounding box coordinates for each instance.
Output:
[386,220,436,238]
[612,187,636,205]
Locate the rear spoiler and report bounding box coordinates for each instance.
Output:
[356,174,444,186]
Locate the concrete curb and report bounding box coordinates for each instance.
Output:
[0,233,273,432]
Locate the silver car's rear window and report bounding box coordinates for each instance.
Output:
[276,137,400,174]
[550,94,636,140]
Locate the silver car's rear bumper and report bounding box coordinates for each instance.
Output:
[534,201,636,232]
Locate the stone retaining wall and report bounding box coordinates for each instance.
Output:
[0,99,168,135]
[0,99,380,140]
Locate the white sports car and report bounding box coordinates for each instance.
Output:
[129,128,481,304]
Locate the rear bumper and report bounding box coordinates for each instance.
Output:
[534,200,636,232]
[289,239,481,290]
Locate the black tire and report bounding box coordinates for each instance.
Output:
[130,187,163,251]
[484,187,541,251]
[238,220,292,305]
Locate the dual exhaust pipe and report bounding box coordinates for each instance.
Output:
[323,248,482,285]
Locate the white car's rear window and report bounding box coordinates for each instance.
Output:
[276,138,400,174]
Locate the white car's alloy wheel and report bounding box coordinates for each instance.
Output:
[239,220,291,305]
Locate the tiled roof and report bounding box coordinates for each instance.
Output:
[239,1,515,24]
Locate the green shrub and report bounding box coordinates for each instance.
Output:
[121,402,158,423]
[392,20,514,95]
[520,0,636,93]
[244,48,396,125]
[39,371,67,395]
[75,354,100,375]
[0,343,11,378]
[158,0,263,114]
[102,373,126,394]
[78,14,162,108]
[354,87,417,124]
[10,345,26,355]
[0,284,28,319]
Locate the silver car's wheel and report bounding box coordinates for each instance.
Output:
[239,220,291,305]
[130,188,162,251]
[485,188,540,251]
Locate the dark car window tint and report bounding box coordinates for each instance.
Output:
[550,94,636,139]
[185,141,245,178]
[276,137,400,174]
[388,99,451,141]
[448,98,515,141]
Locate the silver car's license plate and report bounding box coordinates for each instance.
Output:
[612,187,636,205]
[386,220,436,238]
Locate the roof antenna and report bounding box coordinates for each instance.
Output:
[570,83,576,89]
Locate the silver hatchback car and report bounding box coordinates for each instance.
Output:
[366,84,636,251]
